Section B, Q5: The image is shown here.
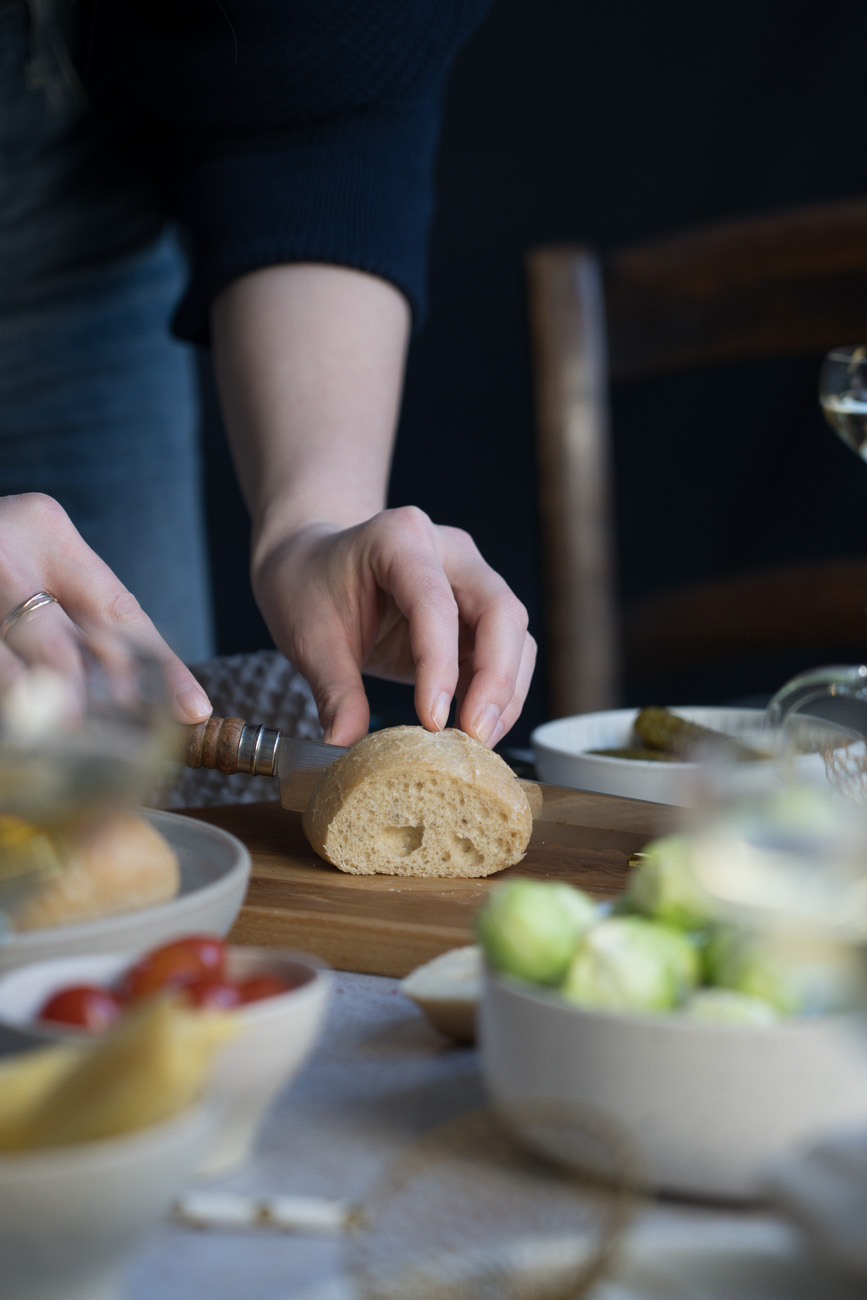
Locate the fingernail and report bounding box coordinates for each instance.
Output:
[431,692,451,731]
[473,703,501,747]
[176,684,211,722]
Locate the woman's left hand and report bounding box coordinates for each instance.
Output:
[251,505,536,748]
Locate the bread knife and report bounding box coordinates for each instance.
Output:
[182,716,672,830]
[182,717,344,812]
[183,716,542,813]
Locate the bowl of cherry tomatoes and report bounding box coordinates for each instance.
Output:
[0,935,331,1176]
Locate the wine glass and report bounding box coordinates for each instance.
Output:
[665,666,867,1020]
[0,634,175,937]
[819,345,867,460]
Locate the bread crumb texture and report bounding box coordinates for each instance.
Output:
[10,813,180,931]
[303,727,532,878]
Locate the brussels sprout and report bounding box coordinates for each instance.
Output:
[618,833,715,931]
[702,925,792,1012]
[679,988,779,1026]
[703,923,857,1016]
[476,879,598,985]
[560,916,700,1014]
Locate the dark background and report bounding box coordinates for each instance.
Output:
[202,0,867,748]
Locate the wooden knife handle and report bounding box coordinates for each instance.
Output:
[182,715,247,774]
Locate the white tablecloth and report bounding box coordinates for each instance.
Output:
[125,971,793,1300]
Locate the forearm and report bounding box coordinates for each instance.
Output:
[210,263,411,562]
[209,260,534,749]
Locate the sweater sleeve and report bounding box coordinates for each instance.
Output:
[91,0,491,344]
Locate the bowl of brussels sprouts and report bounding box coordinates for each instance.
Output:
[476,825,867,1202]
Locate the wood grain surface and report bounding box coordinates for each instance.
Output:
[184,793,677,978]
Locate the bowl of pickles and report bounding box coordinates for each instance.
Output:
[531,705,829,805]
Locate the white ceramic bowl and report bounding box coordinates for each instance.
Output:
[531,706,829,805]
[0,808,251,974]
[0,945,331,1176]
[0,1100,213,1300]
[479,969,867,1202]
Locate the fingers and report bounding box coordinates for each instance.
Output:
[289,613,372,746]
[0,495,212,723]
[365,510,535,745]
[455,605,537,747]
[253,507,537,750]
[414,522,535,746]
[459,626,538,747]
[308,668,371,748]
[0,597,89,702]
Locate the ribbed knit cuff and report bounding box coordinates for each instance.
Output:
[172,86,442,345]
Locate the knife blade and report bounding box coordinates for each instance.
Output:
[182,716,346,811]
[181,715,674,833]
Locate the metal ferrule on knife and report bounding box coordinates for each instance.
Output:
[236,724,281,778]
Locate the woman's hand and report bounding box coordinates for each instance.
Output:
[252,506,536,747]
[0,494,212,722]
[212,262,536,748]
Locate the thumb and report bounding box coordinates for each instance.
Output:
[295,643,371,746]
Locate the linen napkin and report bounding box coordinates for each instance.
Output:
[763,1126,867,1284]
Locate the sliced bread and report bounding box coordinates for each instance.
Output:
[303,726,532,878]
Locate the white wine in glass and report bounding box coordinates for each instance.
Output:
[819,345,867,459]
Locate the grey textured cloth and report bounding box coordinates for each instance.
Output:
[764,1127,867,1286]
[157,649,322,809]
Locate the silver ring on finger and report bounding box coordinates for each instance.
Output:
[0,590,60,640]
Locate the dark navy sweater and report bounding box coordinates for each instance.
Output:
[87,0,491,344]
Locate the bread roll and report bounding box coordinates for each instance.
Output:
[400,945,481,1043]
[303,726,533,878]
[10,812,180,931]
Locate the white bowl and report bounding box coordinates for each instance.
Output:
[0,945,331,1176]
[479,969,867,1201]
[0,809,251,974]
[0,1100,213,1300]
[531,706,829,805]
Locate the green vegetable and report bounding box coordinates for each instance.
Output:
[703,926,784,1010]
[560,916,700,1014]
[476,879,598,985]
[618,833,715,931]
[633,707,767,762]
[703,923,855,1016]
[679,988,779,1026]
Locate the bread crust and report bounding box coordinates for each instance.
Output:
[302,726,533,878]
[10,813,180,931]
[400,945,481,1043]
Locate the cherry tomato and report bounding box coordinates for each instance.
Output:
[180,977,244,1010]
[118,935,228,1001]
[236,974,293,1004]
[38,984,123,1032]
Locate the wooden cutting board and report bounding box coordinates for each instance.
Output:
[184,792,677,978]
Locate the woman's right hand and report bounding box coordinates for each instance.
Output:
[0,494,211,722]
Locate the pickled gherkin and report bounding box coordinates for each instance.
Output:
[632,707,767,762]
[587,746,680,762]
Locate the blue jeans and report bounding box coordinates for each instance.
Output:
[0,0,216,662]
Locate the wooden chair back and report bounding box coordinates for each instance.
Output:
[527,199,867,719]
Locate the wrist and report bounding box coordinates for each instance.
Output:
[249,490,385,566]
